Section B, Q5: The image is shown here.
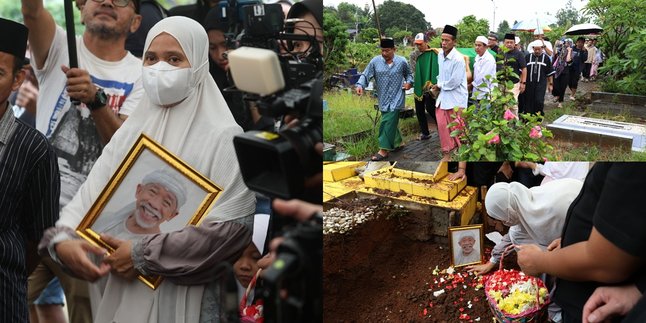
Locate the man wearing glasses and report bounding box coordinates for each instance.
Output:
[20,0,144,322]
[487,32,501,55]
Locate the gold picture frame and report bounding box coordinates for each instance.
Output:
[448,224,484,268]
[76,133,222,289]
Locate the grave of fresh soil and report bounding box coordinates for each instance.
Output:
[323,197,522,322]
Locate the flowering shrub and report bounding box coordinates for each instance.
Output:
[449,48,553,161]
[485,269,549,318]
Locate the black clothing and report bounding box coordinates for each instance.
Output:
[0,108,60,322]
[168,1,211,26]
[125,0,166,57]
[567,47,587,89]
[499,49,526,84]
[555,163,646,323]
[414,94,436,136]
[519,53,554,115]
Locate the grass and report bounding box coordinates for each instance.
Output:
[324,90,419,160]
[541,101,646,160]
[549,139,646,161]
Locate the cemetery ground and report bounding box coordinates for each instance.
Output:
[323,79,646,161]
[323,163,521,322]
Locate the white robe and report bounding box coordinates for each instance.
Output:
[57,16,256,323]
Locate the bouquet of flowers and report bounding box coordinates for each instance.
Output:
[484,248,549,322]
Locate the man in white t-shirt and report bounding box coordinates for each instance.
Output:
[20,0,144,321]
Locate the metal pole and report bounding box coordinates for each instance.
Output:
[371,0,383,37]
[491,0,496,32]
[64,0,80,105]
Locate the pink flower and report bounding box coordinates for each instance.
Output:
[454,115,466,131]
[488,134,500,144]
[503,109,517,120]
[529,126,543,139]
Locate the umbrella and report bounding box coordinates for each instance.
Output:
[512,15,556,32]
[565,23,603,35]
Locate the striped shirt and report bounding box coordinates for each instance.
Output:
[0,103,60,322]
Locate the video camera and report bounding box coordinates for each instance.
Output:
[261,213,322,323]
[211,0,322,203]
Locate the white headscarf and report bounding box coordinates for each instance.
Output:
[56,16,256,323]
[485,178,583,247]
[58,16,255,229]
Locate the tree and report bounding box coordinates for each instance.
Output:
[0,0,85,35]
[455,15,489,48]
[358,27,379,43]
[336,2,372,28]
[584,0,646,59]
[324,9,350,85]
[372,0,429,37]
[555,0,585,30]
[584,0,646,95]
[497,20,511,36]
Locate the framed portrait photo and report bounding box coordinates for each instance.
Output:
[76,134,222,289]
[448,224,484,268]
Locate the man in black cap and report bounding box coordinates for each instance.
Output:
[20,0,144,321]
[0,17,60,323]
[355,37,413,161]
[500,32,527,114]
[431,25,468,161]
[488,32,501,55]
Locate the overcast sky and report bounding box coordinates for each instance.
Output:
[324,0,591,32]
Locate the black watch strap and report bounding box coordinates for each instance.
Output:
[87,88,107,111]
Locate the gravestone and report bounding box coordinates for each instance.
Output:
[547,115,646,152]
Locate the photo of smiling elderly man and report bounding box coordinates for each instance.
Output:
[92,169,187,238]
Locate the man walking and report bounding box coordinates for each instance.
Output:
[472,35,497,103]
[519,40,555,116]
[410,32,436,140]
[500,33,527,114]
[431,25,468,161]
[356,38,413,161]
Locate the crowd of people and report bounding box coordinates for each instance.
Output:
[1,0,323,322]
[356,24,605,160]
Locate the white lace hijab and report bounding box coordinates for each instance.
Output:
[58,16,255,229]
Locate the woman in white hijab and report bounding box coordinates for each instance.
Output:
[467,178,583,275]
[41,16,256,323]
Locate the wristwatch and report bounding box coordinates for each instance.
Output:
[87,87,107,111]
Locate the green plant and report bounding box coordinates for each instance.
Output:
[324,9,350,86]
[449,47,554,161]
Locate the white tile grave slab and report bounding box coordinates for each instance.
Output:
[547,115,646,152]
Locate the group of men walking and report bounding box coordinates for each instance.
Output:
[356,24,568,161]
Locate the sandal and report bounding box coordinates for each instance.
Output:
[418,133,432,140]
[371,153,388,161]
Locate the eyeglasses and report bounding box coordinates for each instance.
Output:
[91,0,132,8]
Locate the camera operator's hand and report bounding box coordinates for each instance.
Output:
[273,198,322,222]
[257,199,322,271]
